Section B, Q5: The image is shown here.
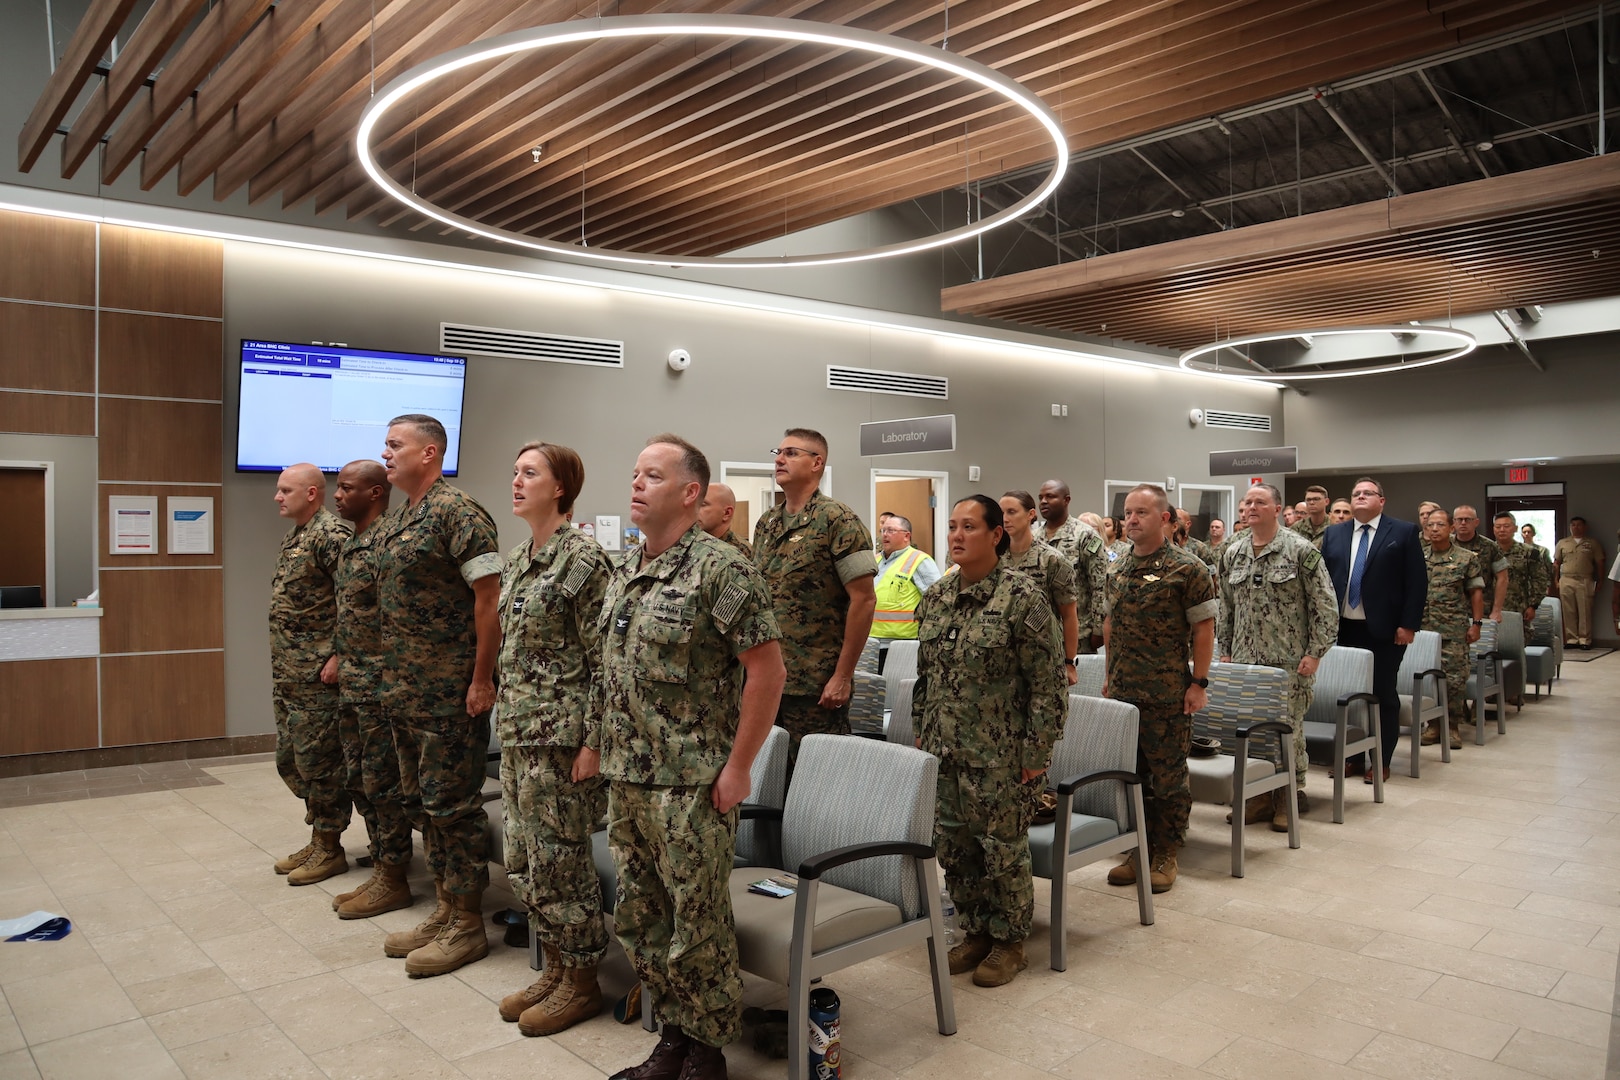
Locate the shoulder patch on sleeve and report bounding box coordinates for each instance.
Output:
[1301,548,1322,572]
[712,581,749,630]
[1024,600,1052,634]
[561,557,595,598]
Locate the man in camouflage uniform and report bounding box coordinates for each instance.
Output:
[593,434,785,1080]
[375,414,503,976]
[1103,484,1218,893]
[1419,509,1484,749]
[752,428,875,770]
[1174,507,1217,569]
[1217,484,1338,830]
[1038,479,1107,651]
[1492,512,1552,628]
[321,460,414,918]
[1452,506,1508,621]
[1291,485,1331,548]
[1554,517,1606,648]
[698,481,752,559]
[269,463,351,885]
[916,495,1066,988]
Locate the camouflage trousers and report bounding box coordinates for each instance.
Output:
[935,762,1039,943]
[775,694,850,778]
[1136,702,1192,859]
[341,703,412,865]
[608,782,741,1049]
[388,709,490,896]
[1285,670,1315,789]
[1440,636,1471,729]
[273,689,348,832]
[500,744,608,967]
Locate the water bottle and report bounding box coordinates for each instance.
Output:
[938,886,958,947]
[808,986,842,1080]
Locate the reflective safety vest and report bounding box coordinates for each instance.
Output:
[871,547,927,639]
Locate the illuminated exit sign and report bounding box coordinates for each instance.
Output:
[1505,465,1534,484]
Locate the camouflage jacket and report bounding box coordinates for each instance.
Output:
[1496,540,1551,615]
[1291,516,1329,549]
[375,478,502,716]
[1180,536,1218,569]
[593,524,780,786]
[914,564,1067,771]
[1042,516,1107,639]
[1002,540,1077,627]
[1453,533,1506,610]
[269,506,347,694]
[332,523,385,704]
[720,529,752,560]
[1105,542,1218,707]
[1422,543,1483,639]
[752,489,876,695]
[1216,528,1338,668]
[496,524,611,747]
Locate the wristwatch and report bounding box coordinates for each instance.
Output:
[1064,659,1077,669]
[1472,619,1483,626]
[1189,675,1210,689]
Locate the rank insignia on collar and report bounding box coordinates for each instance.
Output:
[1143,574,1160,582]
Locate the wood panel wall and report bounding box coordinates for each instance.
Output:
[0,209,227,759]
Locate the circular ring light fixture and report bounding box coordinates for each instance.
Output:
[356,15,1069,269]
[1178,325,1477,382]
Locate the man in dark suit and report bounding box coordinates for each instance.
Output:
[1321,477,1427,782]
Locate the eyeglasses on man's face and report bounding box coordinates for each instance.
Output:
[770,447,818,459]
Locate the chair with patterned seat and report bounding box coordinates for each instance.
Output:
[1525,597,1563,698]
[1300,645,1382,822]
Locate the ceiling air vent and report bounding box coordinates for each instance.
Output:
[440,323,624,369]
[827,365,948,400]
[1203,409,1272,432]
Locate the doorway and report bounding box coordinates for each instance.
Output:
[870,469,947,564]
[0,462,54,606]
[1486,482,1566,569]
[1179,484,1235,542]
[719,461,833,544]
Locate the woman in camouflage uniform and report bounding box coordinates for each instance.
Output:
[1000,490,1080,680]
[494,442,613,1037]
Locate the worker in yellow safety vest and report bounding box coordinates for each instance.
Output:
[870,515,943,671]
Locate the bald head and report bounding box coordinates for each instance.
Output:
[275,463,325,524]
[334,459,390,529]
[698,481,739,539]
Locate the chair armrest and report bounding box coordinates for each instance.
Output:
[1235,719,1292,740]
[1336,691,1378,709]
[739,805,784,822]
[1054,768,1140,797]
[1415,668,1445,682]
[1473,649,1501,661]
[798,841,936,881]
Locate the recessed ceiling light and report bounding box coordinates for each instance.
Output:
[1171,209,1186,218]
[1476,140,1494,152]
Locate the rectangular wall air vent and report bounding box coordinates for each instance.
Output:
[1203,409,1272,432]
[827,364,948,400]
[440,323,624,368]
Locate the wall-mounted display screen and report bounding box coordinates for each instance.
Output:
[235,340,467,474]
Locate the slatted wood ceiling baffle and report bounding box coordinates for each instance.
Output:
[20,0,1586,260]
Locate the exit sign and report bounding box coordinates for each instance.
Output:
[1505,466,1534,484]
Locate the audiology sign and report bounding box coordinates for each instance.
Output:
[1209,446,1299,476]
[859,414,957,456]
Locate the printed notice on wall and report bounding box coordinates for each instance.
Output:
[595,515,622,552]
[108,496,159,555]
[167,497,215,555]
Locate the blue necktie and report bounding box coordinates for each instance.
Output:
[1348,524,1371,609]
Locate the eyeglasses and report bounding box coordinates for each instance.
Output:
[770,447,818,459]
[879,526,907,534]
[1352,489,1380,498]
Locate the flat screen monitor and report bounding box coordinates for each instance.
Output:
[0,586,44,608]
[235,340,468,474]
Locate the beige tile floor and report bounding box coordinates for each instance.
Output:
[3,657,1619,1079]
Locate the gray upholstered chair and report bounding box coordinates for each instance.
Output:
[1467,618,1507,745]
[881,639,919,713]
[849,669,888,738]
[1495,611,1527,710]
[1029,695,1151,971]
[1394,630,1447,778]
[1188,662,1301,877]
[730,735,955,1080]
[1071,653,1106,699]
[1301,646,1382,822]
[884,676,917,747]
[1525,597,1563,698]
[856,636,881,675]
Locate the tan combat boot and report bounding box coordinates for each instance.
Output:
[1226,795,1270,826]
[1106,852,1137,886]
[971,940,1028,987]
[336,860,412,919]
[518,963,603,1036]
[1420,723,1441,745]
[274,834,317,875]
[287,831,346,885]
[1149,851,1179,894]
[500,942,563,1023]
[1448,723,1463,750]
[946,932,992,975]
[333,863,382,910]
[404,890,488,976]
[384,881,452,957]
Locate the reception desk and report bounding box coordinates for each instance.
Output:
[0,608,102,756]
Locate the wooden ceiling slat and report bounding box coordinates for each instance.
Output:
[17,0,142,171]
[137,0,347,190]
[100,0,277,184]
[60,0,212,177]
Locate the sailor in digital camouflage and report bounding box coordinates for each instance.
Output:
[1292,486,1332,549]
[494,442,614,1036]
[374,414,503,977]
[751,428,875,771]
[269,463,351,886]
[1420,509,1484,748]
[916,495,1067,989]
[698,481,752,559]
[1037,479,1108,650]
[999,491,1080,673]
[591,435,784,1080]
[1217,485,1338,829]
[1492,512,1552,624]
